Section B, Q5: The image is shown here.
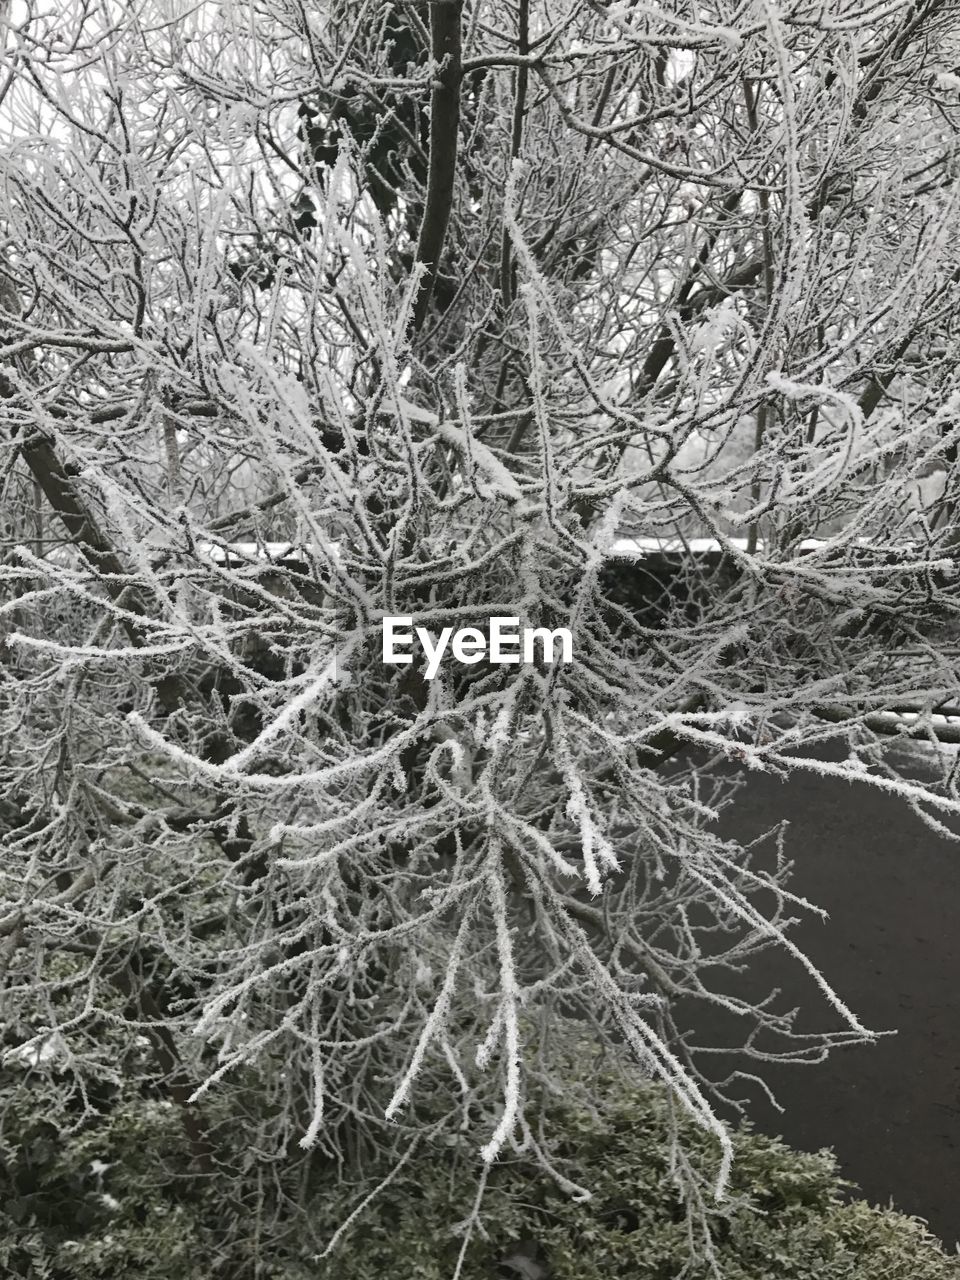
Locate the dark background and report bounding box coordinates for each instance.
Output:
[690,738,960,1247]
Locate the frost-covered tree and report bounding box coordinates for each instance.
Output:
[2,0,960,1263]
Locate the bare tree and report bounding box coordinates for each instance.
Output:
[2,0,960,1264]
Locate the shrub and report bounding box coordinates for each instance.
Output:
[1,1059,956,1280]
[300,1076,959,1280]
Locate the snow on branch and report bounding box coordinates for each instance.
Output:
[3,0,960,1258]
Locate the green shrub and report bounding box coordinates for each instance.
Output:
[1,1060,956,1279]
[301,1078,959,1280]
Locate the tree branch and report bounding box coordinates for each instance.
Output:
[412,0,463,332]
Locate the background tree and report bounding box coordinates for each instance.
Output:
[2,0,960,1265]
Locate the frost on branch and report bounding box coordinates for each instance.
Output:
[1,0,960,1258]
